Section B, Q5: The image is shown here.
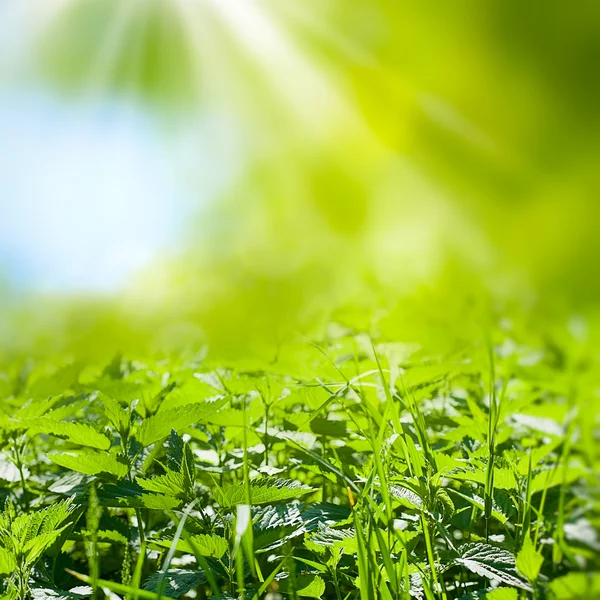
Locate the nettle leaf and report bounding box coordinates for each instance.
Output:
[144,566,224,598]
[97,481,180,509]
[252,504,306,552]
[31,586,93,600]
[309,525,358,555]
[137,494,181,510]
[19,498,74,542]
[5,499,76,564]
[516,536,544,582]
[447,466,517,491]
[277,574,326,598]
[455,543,531,591]
[15,396,63,420]
[165,430,185,471]
[24,528,69,563]
[214,478,315,508]
[149,534,228,558]
[21,418,111,450]
[99,393,131,436]
[138,471,187,499]
[49,451,129,479]
[389,485,423,510]
[301,503,351,530]
[91,529,129,545]
[137,397,229,446]
[0,547,16,574]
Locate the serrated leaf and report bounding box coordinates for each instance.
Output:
[447,466,517,491]
[144,569,210,598]
[92,529,129,545]
[214,478,315,508]
[165,430,185,471]
[137,471,186,498]
[30,587,93,600]
[21,418,111,450]
[280,574,326,598]
[49,451,129,479]
[389,485,423,509]
[99,393,130,436]
[516,536,544,582]
[149,534,228,558]
[309,526,357,555]
[456,544,531,591]
[0,548,16,575]
[137,494,181,510]
[137,397,228,447]
[24,527,69,563]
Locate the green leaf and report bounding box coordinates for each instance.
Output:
[144,569,211,598]
[214,478,315,508]
[516,536,544,582]
[447,466,517,491]
[99,393,130,436]
[91,529,129,545]
[450,489,510,524]
[456,544,531,591]
[138,471,186,498]
[24,527,69,563]
[20,418,111,450]
[0,548,16,575]
[49,451,129,479]
[309,418,347,437]
[31,587,93,599]
[137,494,181,510]
[30,587,93,600]
[95,481,180,509]
[389,484,423,509]
[165,430,185,471]
[278,575,326,598]
[149,534,228,558]
[137,397,228,446]
[485,590,518,600]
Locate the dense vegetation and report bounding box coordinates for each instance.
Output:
[0,313,598,600]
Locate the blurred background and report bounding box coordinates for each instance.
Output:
[0,0,599,359]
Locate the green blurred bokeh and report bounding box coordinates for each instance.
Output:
[2,0,599,359]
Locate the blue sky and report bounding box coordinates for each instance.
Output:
[0,92,186,292]
[0,89,240,294]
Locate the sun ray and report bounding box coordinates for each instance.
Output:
[197,0,355,134]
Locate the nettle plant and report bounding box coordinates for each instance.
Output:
[0,324,598,600]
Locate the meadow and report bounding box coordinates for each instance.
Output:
[0,300,598,600]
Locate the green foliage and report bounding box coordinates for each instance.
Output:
[48,451,129,480]
[137,398,229,447]
[0,316,597,599]
[214,478,315,508]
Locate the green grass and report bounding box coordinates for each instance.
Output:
[0,316,598,600]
